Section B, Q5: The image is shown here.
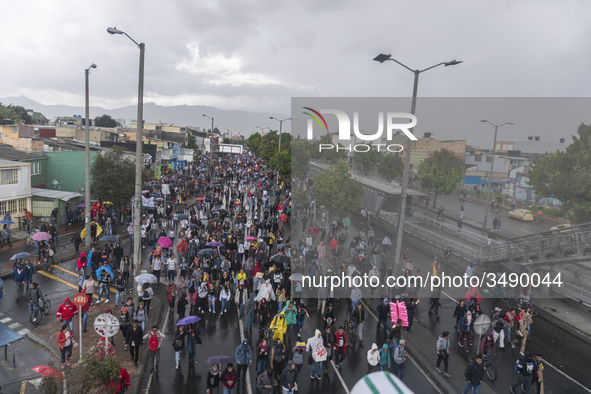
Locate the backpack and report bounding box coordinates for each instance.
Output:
[143,289,150,299]
[149,333,160,351]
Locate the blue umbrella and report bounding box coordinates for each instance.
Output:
[198,248,217,255]
[206,242,224,247]
[100,236,118,242]
[176,316,201,326]
[204,355,235,365]
[0,220,14,224]
[188,224,200,229]
[10,252,33,261]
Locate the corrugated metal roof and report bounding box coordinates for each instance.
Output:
[0,144,47,161]
[31,189,82,202]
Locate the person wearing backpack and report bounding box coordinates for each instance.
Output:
[141,284,154,317]
[134,302,147,335]
[143,325,164,372]
[510,353,535,394]
[436,331,451,378]
[173,325,186,369]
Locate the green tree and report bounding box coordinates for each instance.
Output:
[273,148,291,178]
[377,154,404,182]
[45,351,121,394]
[246,132,262,153]
[187,132,198,150]
[292,185,309,207]
[528,123,591,224]
[90,146,151,209]
[354,148,382,175]
[258,140,278,163]
[290,139,310,177]
[94,114,120,127]
[222,137,232,144]
[0,104,33,124]
[315,134,347,163]
[416,149,464,207]
[314,161,363,220]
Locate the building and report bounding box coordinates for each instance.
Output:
[495,136,567,156]
[0,159,31,229]
[129,120,188,133]
[464,153,529,190]
[0,143,48,188]
[45,151,100,193]
[26,109,49,125]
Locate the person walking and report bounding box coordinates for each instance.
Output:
[510,353,535,394]
[378,344,390,371]
[256,338,270,376]
[56,323,75,368]
[1,223,12,248]
[114,274,126,307]
[458,310,473,352]
[235,339,252,384]
[144,325,164,372]
[127,320,143,367]
[436,331,451,378]
[56,297,77,331]
[186,322,201,364]
[462,354,485,394]
[366,343,380,374]
[173,325,186,369]
[392,339,407,381]
[280,360,299,394]
[244,293,256,331]
[352,303,365,344]
[221,363,238,394]
[206,364,222,394]
[96,269,112,304]
[512,315,529,356]
[141,284,154,317]
[334,326,347,368]
[256,368,274,394]
[306,329,327,381]
[283,301,298,339]
[376,298,390,337]
[453,300,467,331]
[11,263,28,302]
[457,219,463,235]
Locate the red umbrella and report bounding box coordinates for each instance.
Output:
[177,238,188,254]
[308,227,320,234]
[197,197,205,201]
[32,365,64,381]
[158,236,173,248]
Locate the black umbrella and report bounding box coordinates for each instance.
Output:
[277,243,291,249]
[198,249,217,255]
[271,254,290,265]
[267,217,279,222]
[260,234,272,240]
[204,355,235,364]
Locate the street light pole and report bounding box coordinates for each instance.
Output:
[270,117,291,153]
[108,27,145,305]
[203,114,214,160]
[374,53,462,272]
[480,120,514,228]
[84,63,96,248]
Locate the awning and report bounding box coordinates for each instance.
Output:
[31,189,83,202]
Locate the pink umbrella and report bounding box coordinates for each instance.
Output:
[32,232,52,241]
[246,237,257,241]
[142,190,150,194]
[158,236,172,248]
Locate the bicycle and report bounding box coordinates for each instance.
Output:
[535,215,544,223]
[30,294,51,325]
[508,298,539,316]
[468,354,496,381]
[345,314,356,348]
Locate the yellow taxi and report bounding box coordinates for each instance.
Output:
[550,224,572,233]
[508,209,534,221]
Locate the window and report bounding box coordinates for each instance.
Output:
[474,154,482,162]
[155,125,162,131]
[31,162,41,175]
[0,168,18,185]
[0,197,28,216]
[486,156,492,163]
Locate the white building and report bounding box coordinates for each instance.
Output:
[0,159,31,228]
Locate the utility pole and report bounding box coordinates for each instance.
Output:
[84,63,96,248]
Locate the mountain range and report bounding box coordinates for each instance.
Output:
[0,96,289,137]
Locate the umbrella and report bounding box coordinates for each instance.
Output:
[277,243,291,249]
[206,242,224,247]
[177,214,189,219]
[289,273,304,281]
[197,197,205,201]
[142,190,150,194]
[198,248,217,255]
[271,254,290,265]
[77,204,85,208]
[176,316,201,325]
[158,236,173,248]
[134,273,158,284]
[245,237,257,241]
[10,252,33,261]
[267,217,279,222]
[188,223,200,229]
[102,201,113,205]
[308,227,320,234]
[32,232,52,241]
[260,234,272,240]
[32,365,64,381]
[204,355,235,364]
[100,236,118,242]
[0,220,14,224]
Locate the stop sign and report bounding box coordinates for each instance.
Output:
[72,293,87,307]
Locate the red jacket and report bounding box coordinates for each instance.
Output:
[108,367,130,392]
[335,331,348,354]
[56,302,78,321]
[81,294,93,313]
[57,328,75,349]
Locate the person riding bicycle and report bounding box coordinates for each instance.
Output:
[537,210,543,221]
[381,235,392,254]
[28,282,43,321]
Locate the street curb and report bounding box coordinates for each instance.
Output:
[26,330,61,361]
[129,296,163,394]
[536,305,591,345]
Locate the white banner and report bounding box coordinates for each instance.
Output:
[142,196,155,207]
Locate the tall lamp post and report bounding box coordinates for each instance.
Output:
[202,114,214,159]
[373,53,462,272]
[480,120,514,228]
[270,117,291,153]
[84,63,97,248]
[107,27,145,304]
[223,127,231,141]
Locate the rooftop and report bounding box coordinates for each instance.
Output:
[0,143,47,161]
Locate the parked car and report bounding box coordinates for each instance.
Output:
[508,209,534,221]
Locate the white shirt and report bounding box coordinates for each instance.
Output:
[167,257,176,271]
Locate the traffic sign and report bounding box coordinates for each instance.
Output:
[473,314,492,336]
[94,313,120,338]
[72,293,87,307]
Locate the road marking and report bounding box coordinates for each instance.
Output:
[236,304,253,394]
[18,328,30,336]
[329,360,351,394]
[0,317,11,323]
[361,300,444,394]
[38,269,116,296]
[20,380,27,394]
[145,306,170,393]
[9,322,20,329]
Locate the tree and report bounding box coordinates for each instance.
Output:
[353,148,382,175]
[246,132,262,153]
[0,104,33,124]
[186,132,198,150]
[290,139,310,177]
[315,134,347,163]
[416,149,464,207]
[222,137,231,144]
[90,146,151,209]
[377,154,404,182]
[314,161,363,220]
[257,140,278,163]
[273,148,291,178]
[94,114,119,128]
[44,351,121,394]
[528,123,591,224]
[292,185,309,207]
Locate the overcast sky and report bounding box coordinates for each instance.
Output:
[3,0,591,136]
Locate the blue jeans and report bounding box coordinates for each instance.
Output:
[237,304,243,318]
[82,311,88,330]
[168,270,176,283]
[256,358,267,375]
[245,311,254,329]
[187,339,196,362]
[223,387,234,394]
[221,299,228,313]
[504,326,511,342]
[377,316,388,336]
[142,236,146,246]
[115,290,125,306]
[208,296,216,312]
[278,302,284,312]
[98,284,110,301]
[352,300,359,311]
[287,324,296,336]
[394,362,405,380]
[462,382,481,394]
[311,360,323,376]
[297,317,305,333]
[130,233,134,245]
